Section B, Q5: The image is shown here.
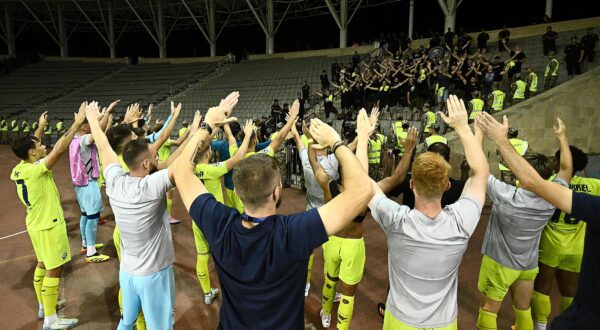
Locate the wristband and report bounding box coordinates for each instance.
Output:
[199,122,213,135]
[332,141,345,153]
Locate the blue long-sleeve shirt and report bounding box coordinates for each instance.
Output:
[145,115,173,143]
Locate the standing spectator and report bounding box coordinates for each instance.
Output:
[525,66,538,98]
[302,81,311,104]
[544,51,559,90]
[444,28,455,49]
[541,26,558,55]
[564,36,585,77]
[296,93,306,120]
[430,32,442,48]
[491,56,507,84]
[271,99,282,124]
[477,28,490,53]
[581,28,599,63]
[331,60,340,84]
[505,45,527,90]
[320,70,330,90]
[352,51,361,69]
[498,25,511,52]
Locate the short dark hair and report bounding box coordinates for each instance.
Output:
[233,154,280,209]
[106,124,132,154]
[524,152,554,180]
[555,145,588,173]
[12,136,38,160]
[132,127,146,140]
[122,139,151,170]
[427,142,451,162]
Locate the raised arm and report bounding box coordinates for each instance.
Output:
[270,100,299,152]
[84,102,119,168]
[44,103,87,170]
[312,119,374,235]
[355,109,372,172]
[151,101,181,150]
[225,120,254,170]
[173,92,240,210]
[158,111,201,170]
[440,95,489,204]
[34,112,48,140]
[553,118,573,183]
[477,113,573,213]
[378,127,417,194]
[307,143,334,202]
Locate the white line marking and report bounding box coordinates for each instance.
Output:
[0,229,27,240]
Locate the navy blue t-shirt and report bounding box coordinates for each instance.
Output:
[189,194,328,330]
[552,191,600,329]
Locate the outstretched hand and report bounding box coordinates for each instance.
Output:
[170,101,182,117]
[475,112,508,143]
[553,117,566,139]
[439,95,468,129]
[309,118,341,149]
[84,101,100,122]
[205,92,240,128]
[403,127,418,151]
[124,103,142,124]
[290,99,300,119]
[368,107,380,128]
[357,109,374,138]
[243,119,254,136]
[74,101,87,125]
[38,111,48,128]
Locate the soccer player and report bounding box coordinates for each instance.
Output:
[311,109,382,329]
[289,121,339,297]
[11,106,87,330]
[172,92,373,329]
[475,114,572,330]
[69,100,119,263]
[476,112,600,330]
[532,146,599,330]
[192,120,254,304]
[85,100,190,330]
[368,95,489,329]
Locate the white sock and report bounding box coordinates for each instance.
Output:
[44,313,58,326]
[86,245,97,257]
[39,303,44,312]
[82,240,86,248]
[534,321,547,330]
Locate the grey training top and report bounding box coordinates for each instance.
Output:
[371,194,482,328]
[105,164,175,275]
[482,175,567,270]
[299,148,339,211]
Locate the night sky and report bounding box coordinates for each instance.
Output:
[3,0,599,59]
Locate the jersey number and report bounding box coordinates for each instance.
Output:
[16,179,31,206]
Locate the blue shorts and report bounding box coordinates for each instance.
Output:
[74,180,103,217]
[118,265,175,330]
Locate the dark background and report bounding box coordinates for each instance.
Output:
[4,0,599,59]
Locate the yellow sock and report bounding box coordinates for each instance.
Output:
[33,267,46,305]
[321,275,336,316]
[118,288,123,314]
[196,253,211,294]
[136,311,146,330]
[41,277,60,317]
[337,294,355,330]
[514,306,533,330]
[306,254,314,285]
[477,308,497,330]
[531,291,550,324]
[167,198,173,216]
[560,296,574,312]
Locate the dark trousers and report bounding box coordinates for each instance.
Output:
[566,61,582,75]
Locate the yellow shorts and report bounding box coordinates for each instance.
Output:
[477,255,538,302]
[193,222,209,254]
[113,225,121,261]
[322,236,365,286]
[225,188,244,214]
[28,223,71,270]
[383,309,457,330]
[538,249,582,273]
